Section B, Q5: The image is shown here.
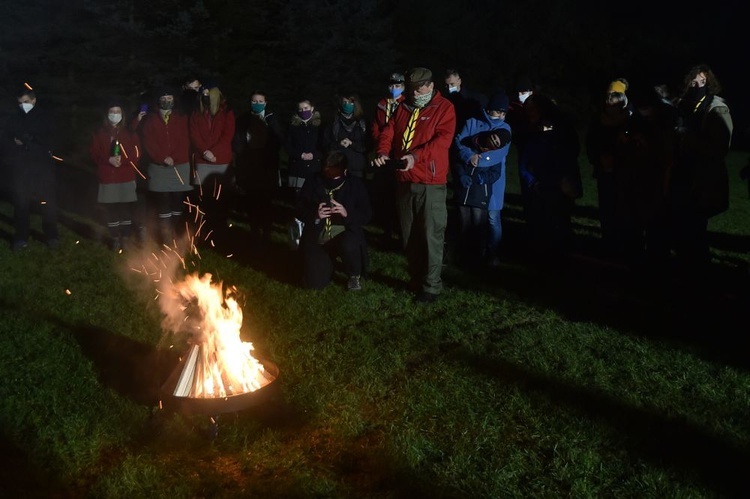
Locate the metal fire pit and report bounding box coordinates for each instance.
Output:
[160,351,279,416]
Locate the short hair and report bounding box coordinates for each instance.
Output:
[324,150,348,169]
[444,68,461,79]
[17,87,36,99]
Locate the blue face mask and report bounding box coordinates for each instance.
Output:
[341,102,355,114]
[390,87,403,99]
[251,102,266,114]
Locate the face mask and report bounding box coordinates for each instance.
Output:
[20,102,34,113]
[519,92,532,104]
[412,92,432,108]
[447,86,459,94]
[251,102,266,114]
[488,114,503,121]
[298,109,313,121]
[390,87,403,99]
[159,100,174,111]
[108,113,122,124]
[341,102,355,114]
[687,85,707,101]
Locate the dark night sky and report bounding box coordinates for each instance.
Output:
[0,0,747,150]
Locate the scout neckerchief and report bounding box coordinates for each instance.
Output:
[324,180,346,240]
[401,107,420,152]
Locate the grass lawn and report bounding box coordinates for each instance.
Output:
[0,151,748,498]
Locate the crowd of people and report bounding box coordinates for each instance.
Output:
[1,63,739,302]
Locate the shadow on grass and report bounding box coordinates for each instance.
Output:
[453,349,748,497]
[70,324,181,407]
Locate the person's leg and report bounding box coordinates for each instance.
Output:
[456,205,471,265]
[301,238,333,289]
[397,182,424,289]
[336,231,364,278]
[11,169,32,246]
[486,208,502,262]
[423,184,447,295]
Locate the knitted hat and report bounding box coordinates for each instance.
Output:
[487,92,510,112]
[607,79,628,94]
[516,76,534,93]
[406,67,433,86]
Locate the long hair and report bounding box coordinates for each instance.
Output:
[199,87,225,116]
[681,64,722,96]
[337,92,364,120]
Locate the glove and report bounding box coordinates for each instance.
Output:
[460,175,473,188]
[475,172,486,185]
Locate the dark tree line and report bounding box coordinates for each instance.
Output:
[2,0,743,161]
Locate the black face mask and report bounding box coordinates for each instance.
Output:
[686,85,708,102]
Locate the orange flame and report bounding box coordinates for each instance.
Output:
[167,273,270,398]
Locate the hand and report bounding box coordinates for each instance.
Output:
[203,150,216,163]
[137,111,146,121]
[460,175,473,188]
[301,152,313,161]
[340,138,352,148]
[470,154,480,167]
[317,202,332,219]
[109,156,122,167]
[329,198,347,218]
[401,154,415,171]
[164,156,174,166]
[372,155,389,167]
[14,137,23,146]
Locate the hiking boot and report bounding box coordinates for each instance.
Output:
[347,275,362,291]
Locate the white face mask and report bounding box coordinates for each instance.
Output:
[20,102,34,113]
[108,113,122,124]
[448,85,459,94]
[518,91,532,104]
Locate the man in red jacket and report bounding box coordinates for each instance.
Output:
[373,67,456,303]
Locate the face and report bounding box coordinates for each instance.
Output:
[298,101,313,113]
[410,81,434,98]
[18,95,36,106]
[342,97,355,106]
[108,106,122,115]
[691,72,707,88]
[251,94,266,105]
[445,75,461,90]
[185,80,201,92]
[487,110,506,120]
[388,83,405,92]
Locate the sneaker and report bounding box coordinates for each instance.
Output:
[347,275,362,291]
[416,291,439,304]
[12,240,28,251]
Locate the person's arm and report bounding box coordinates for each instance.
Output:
[406,101,456,165]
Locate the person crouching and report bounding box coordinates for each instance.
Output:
[296,151,372,291]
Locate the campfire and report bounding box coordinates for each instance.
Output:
[157,272,278,415]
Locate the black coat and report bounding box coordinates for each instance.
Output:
[232,110,285,191]
[285,112,322,179]
[296,173,372,245]
[321,114,369,177]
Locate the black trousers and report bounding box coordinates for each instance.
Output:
[301,230,364,289]
[11,161,58,243]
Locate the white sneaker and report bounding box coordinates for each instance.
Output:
[347,275,362,291]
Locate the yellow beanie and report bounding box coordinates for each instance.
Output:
[608,80,627,94]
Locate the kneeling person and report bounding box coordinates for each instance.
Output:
[296,151,372,290]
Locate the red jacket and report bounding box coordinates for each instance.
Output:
[141,110,190,165]
[189,107,235,165]
[376,92,456,185]
[370,94,405,145]
[89,124,141,184]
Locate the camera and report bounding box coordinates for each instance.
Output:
[383,158,407,170]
